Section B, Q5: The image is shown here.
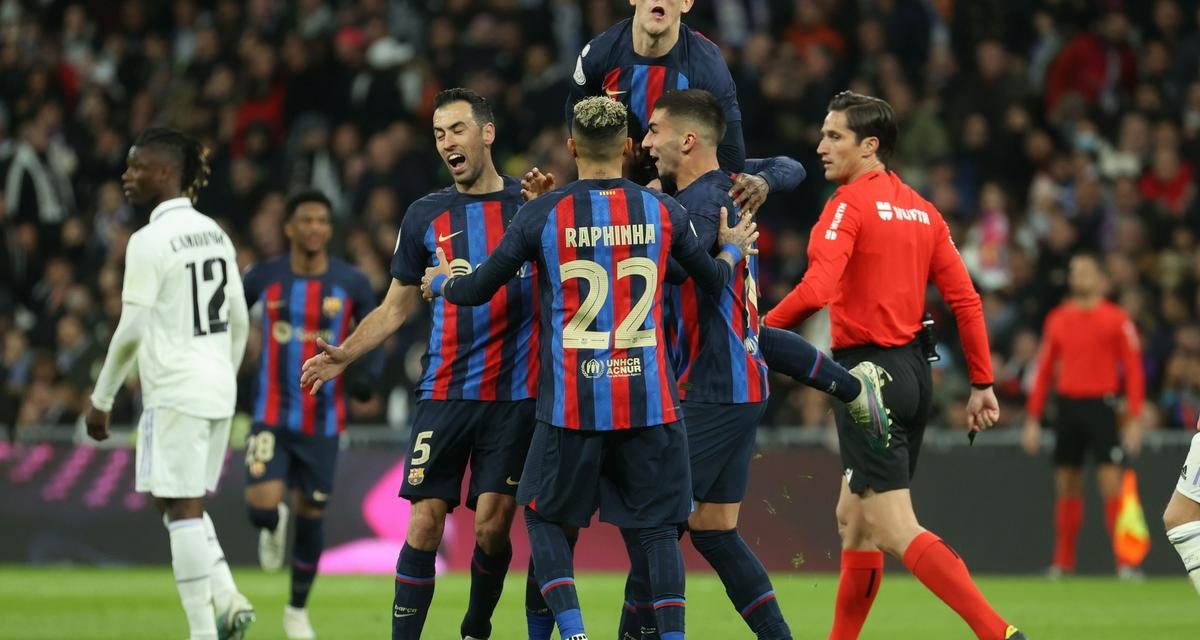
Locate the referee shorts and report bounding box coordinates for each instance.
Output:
[833,341,932,496]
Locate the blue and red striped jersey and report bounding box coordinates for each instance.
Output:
[663,170,768,404]
[439,178,735,431]
[569,19,745,171]
[243,257,376,436]
[391,177,539,401]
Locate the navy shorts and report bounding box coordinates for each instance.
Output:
[517,421,693,529]
[244,424,339,507]
[399,399,536,511]
[833,341,932,496]
[685,401,766,503]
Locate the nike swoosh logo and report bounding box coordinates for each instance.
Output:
[605,89,626,98]
[505,477,520,486]
[438,231,463,242]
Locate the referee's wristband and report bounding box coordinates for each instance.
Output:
[721,243,742,264]
[431,273,449,296]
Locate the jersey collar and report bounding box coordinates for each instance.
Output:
[149,197,193,224]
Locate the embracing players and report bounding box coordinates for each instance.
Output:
[423,95,757,640]
[241,189,378,639]
[301,88,546,640]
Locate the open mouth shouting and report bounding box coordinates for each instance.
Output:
[446,152,468,175]
[649,5,666,19]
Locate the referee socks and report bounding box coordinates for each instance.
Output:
[758,327,861,403]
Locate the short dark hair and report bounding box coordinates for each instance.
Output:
[132,127,211,201]
[433,88,494,126]
[286,189,333,219]
[827,91,897,163]
[652,89,726,146]
[571,97,628,161]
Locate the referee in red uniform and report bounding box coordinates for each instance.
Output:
[764,91,1026,640]
[1022,253,1145,578]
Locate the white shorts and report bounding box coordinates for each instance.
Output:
[135,407,232,498]
[1176,432,1200,503]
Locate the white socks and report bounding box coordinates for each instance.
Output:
[203,512,238,614]
[168,518,217,639]
[1167,521,1200,596]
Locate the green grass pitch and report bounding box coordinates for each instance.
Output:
[0,567,1194,639]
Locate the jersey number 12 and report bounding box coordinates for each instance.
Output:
[187,257,229,336]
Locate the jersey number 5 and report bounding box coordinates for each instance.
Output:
[561,257,657,349]
[187,257,229,336]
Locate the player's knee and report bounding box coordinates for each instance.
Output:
[247,505,279,530]
[407,504,446,549]
[474,519,511,550]
[1164,502,1191,532]
[164,497,204,521]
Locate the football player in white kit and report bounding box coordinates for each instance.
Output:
[1166,415,1200,597]
[86,128,254,639]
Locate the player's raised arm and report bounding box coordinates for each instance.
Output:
[731,156,808,215]
[424,211,539,305]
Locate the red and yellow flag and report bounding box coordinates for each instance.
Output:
[1113,469,1151,567]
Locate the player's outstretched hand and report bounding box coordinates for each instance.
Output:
[965,386,1000,433]
[521,167,556,202]
[729,173,770,216]
[85,405,110,442]
[1021,418,1041,455]
[716,206,759,261]
[301,337,349,395]
[420,247,452,301]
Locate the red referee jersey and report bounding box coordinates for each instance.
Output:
[764,170,993,385]
[1026,299,1145,421]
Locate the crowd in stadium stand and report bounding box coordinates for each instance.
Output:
[1,0,1199,437]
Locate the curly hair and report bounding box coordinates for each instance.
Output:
[571,97,628,160]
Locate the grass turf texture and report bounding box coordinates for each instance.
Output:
[0,567,1193,639]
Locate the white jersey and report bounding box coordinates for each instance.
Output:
[122,197,243,418]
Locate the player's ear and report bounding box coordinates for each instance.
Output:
[681,132,697,154]
[567,137,578,159]
[623,137,633,158]
[681,0,694,14]
[482,121,496,146]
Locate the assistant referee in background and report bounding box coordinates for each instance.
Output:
[1023,252,1146,578]
[764,91,1025,640]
